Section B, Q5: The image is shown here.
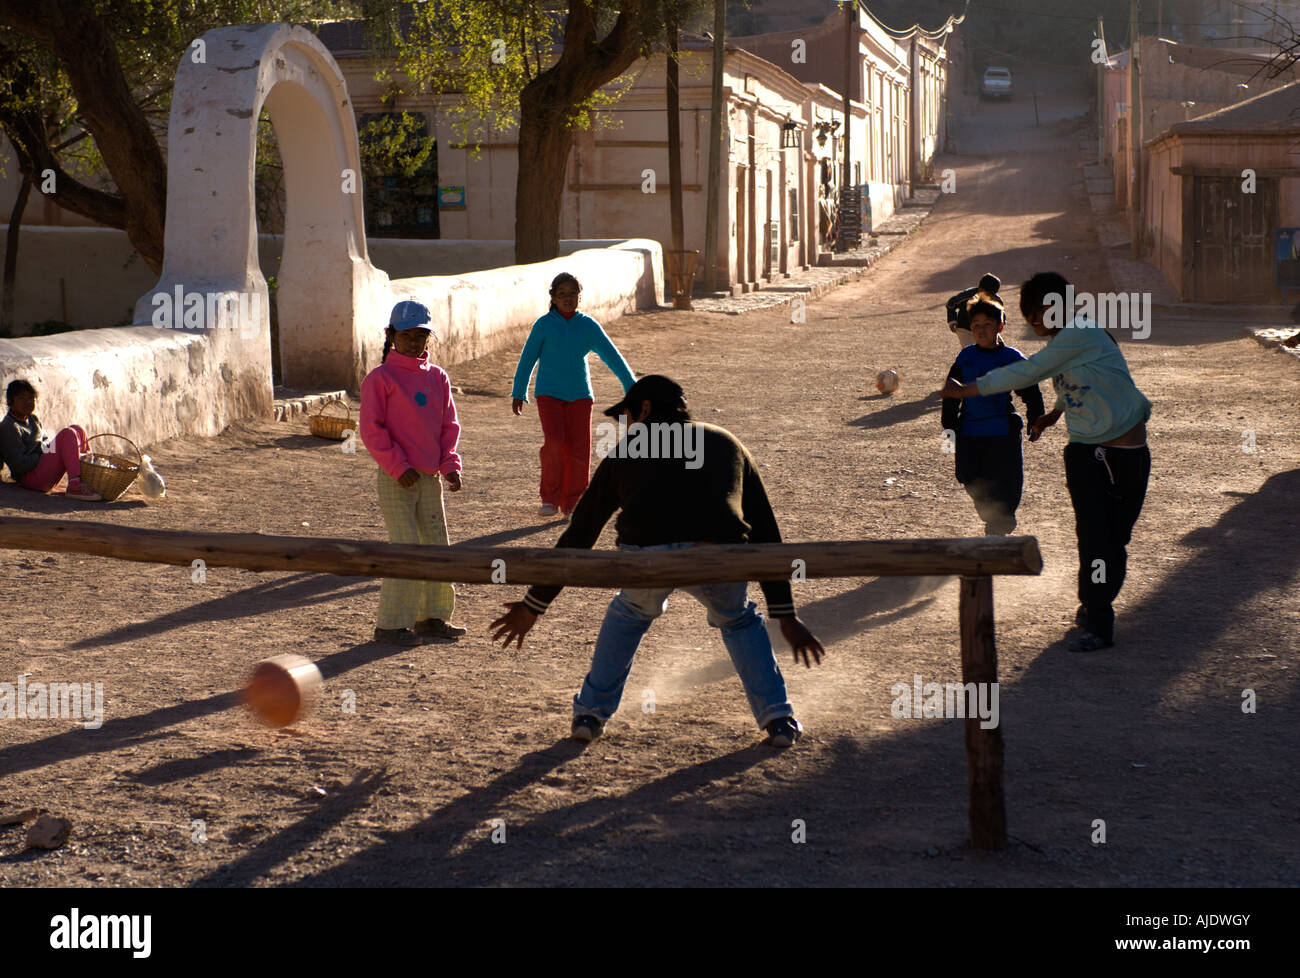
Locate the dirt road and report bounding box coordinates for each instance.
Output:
[2,74,1297,887]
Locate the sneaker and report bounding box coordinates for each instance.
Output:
[65,483,102,502]
[373,627,421,646]
[765,716,803,748]
[1068,631,1114,653]
[539,503,559,517]
[571,715,604,742]
[413,618,467,640]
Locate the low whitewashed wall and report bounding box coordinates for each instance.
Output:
[0,325,267,451]
[0,238,662,450]
[0,228,661,335]
[386,238,663,368]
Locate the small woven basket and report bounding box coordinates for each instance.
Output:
[309,399,357,440]
[79,433,141,502]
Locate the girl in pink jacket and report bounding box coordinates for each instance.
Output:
[360,301,467,646]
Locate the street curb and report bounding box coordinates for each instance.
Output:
[273,390,349,422]
[1247,326,1300,362]
[690,195,940,315]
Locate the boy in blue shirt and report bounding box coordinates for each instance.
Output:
[939,272,1152,653]
[940,293,1045,535]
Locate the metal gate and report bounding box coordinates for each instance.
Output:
[1193,175,1276,302]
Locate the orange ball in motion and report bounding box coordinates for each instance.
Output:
[244,653,323,727]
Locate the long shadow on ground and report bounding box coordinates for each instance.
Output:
[0,639,412,778]
[73,573,377,649]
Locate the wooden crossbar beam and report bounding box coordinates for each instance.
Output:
[0,515,1025,849]
[0,518,1042,585]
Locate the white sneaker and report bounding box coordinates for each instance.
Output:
[538,503,559,517]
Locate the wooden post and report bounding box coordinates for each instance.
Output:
[959,575,1006,850]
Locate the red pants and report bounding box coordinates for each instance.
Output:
[536,396,592,513]
[21,425,89,492]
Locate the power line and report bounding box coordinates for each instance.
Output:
[898,0,1300,30]
[861,0,969,39]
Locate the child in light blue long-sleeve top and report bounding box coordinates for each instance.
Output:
[510,272,635,519]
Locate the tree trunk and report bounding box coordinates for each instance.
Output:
[512,0,648,264]
[1,173,32,336]
[667,17,684,257]
[515,92,577,265]
[0,0,167,273]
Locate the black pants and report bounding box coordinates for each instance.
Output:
[1064,442,1151,643]
[956,433,1023,536]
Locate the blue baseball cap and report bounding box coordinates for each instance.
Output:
[389,300,433,332]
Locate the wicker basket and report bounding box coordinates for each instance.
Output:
[309,399,358,440]
[79,433,141,502]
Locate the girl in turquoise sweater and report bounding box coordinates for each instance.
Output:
[511,272,635,518]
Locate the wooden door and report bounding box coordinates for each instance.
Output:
[1193,175,1277,301]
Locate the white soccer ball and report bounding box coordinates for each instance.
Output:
[875,369,900,395]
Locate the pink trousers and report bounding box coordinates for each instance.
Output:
[21,425,89,492]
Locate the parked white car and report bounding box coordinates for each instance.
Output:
[981,67,1013,100]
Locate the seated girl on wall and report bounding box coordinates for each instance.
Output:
[0,379,101,500]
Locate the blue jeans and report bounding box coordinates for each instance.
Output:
[574,543,794,729]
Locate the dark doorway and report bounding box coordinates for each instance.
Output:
[1193,175,1276,302]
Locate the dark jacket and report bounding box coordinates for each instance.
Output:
[0,412,46,478]
[522,420,796,618]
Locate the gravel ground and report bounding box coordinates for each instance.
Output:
[1,73,1296,888]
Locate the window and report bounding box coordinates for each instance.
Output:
[789,188,799,241]
[359,111,440,239]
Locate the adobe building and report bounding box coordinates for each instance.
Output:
[1101,38,1295,210]
[315,9,950,295]
[731,5,951,230]
[1143,81,1300,302]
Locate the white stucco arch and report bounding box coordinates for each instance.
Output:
[134,23,390,398]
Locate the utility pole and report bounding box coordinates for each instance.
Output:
[1097,17,1106,166]
[843,0,853,189]
[836,0,861,251]
[702,0,725,292]
[666,7,689,308]
[1129,0,1141,259]
[910,36,919,193]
